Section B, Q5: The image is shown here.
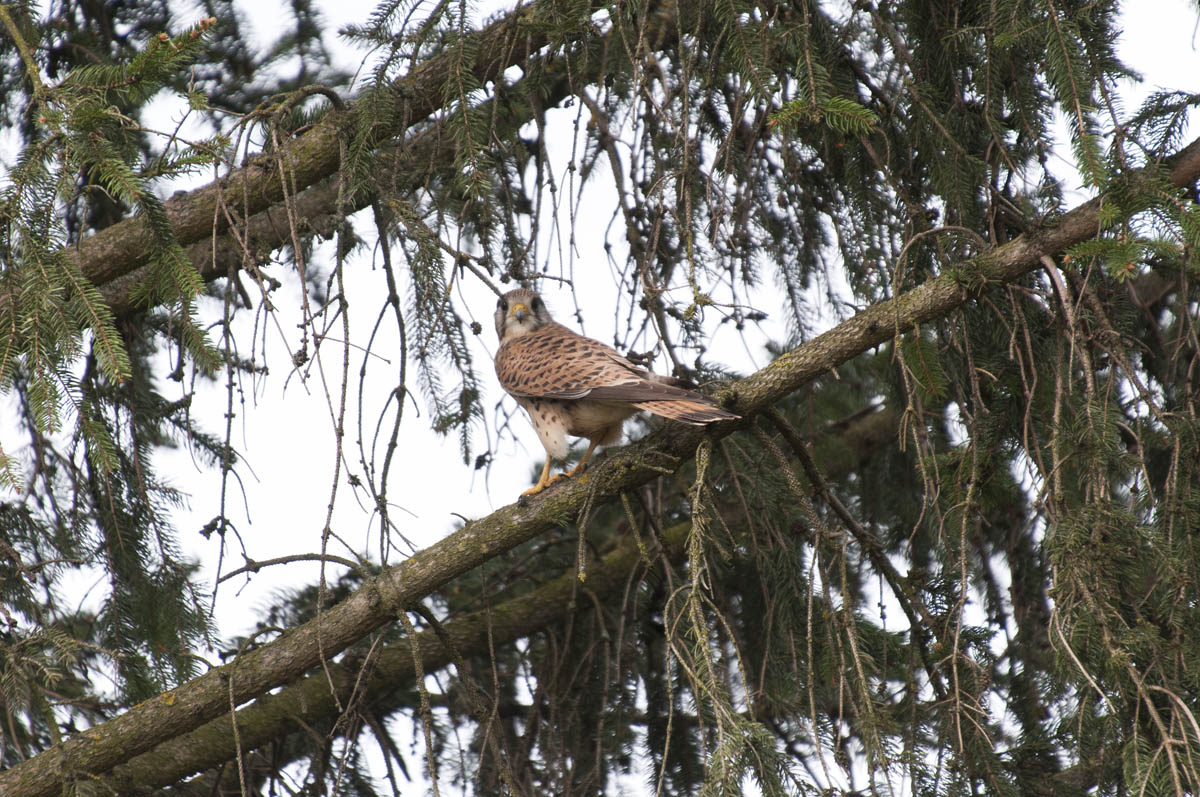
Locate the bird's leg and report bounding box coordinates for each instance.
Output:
[521,440,601,497]
[564,439,600,478]
[521,457,556,497]
[522,440,602,497]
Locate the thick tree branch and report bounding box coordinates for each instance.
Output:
[99,1,681,314]
[114,406,898,793]
[108,520,686,793]
[72,0,604,290]
[5,129,1198,796]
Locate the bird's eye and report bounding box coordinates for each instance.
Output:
[499,298,508,312]
[531,298,541,310]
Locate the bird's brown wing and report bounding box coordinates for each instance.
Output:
[497,322,650,399]
[495,323,737,420]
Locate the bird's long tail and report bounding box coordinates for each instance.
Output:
[633,399,739,425]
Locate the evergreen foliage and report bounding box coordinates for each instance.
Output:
[0,0,1199,795]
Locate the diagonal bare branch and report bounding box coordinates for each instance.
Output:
[72,0,606,291]
[101,53,601,314]
[108,521,691,792]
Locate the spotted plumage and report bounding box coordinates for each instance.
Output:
[494,288,739,496]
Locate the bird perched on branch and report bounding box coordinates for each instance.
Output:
[494,288,739,497]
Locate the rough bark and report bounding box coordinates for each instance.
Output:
[72,0,604,291]
[109,523,688,793]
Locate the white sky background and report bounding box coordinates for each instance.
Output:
[1,0,1197,793]
[172,0,1200,637]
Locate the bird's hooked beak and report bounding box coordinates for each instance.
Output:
[510,302,529,323]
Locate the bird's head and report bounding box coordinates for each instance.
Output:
[495,288,553,341]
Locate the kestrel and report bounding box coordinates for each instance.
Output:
[494,288,739,497]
